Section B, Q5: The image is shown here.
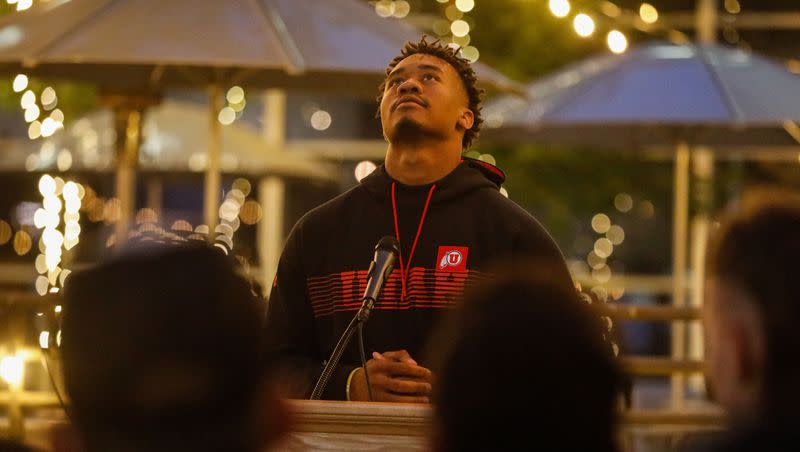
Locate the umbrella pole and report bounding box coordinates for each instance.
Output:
[114,106,143,249]
[259,89,287,300]
[205,84,222,241]
[671,141,690,409]
[689,147,714,395]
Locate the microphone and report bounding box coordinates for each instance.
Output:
[309,236,399,400]
[358,236,400,321]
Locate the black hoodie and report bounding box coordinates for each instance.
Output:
[264,158,572,400]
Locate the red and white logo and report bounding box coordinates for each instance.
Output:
[437,246,469,272]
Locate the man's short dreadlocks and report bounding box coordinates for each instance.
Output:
[377,37,484,150]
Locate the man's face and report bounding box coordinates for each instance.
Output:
[379,53,473,146]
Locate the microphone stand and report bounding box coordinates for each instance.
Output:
[309,237,398,401]
[309,292,378,400]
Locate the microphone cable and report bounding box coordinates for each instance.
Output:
[357,323,373,401]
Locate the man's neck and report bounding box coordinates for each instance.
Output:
[384,141,462,186]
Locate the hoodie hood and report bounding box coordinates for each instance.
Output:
[360,157,506,204]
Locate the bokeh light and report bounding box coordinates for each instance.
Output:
[591,213,611,234]
[614,193,633,212]
[573,14,595,37]
[12,74,28,92]
[450,20,470,37]
[455,0,474,13]
[549,0,570,18]
[13,230,32,255]
[639,3,659,24]
[0,355,24,387]
[310,110,332,131]
[607,30,628,54]
[0,220,12,245]
[354,160,377,182]
[239,200,263,225]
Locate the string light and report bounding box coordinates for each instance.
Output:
[393,0,410,18]
[433,0,480,62]
[12,74,27,92]
[40,86,57,107]
[226,86,244,104]
[445,4,463,21]
[219,86,246,125]
[20,90,35,109]
[460,46,480,63]
[354,160,377,182]
[614,193,633,212]
[310,109,332,131]
[724,0,741,14]
[573,14,595,37]
[607,30,628,54]
[374,0,394,18]
[454,0,474,13]
[450,20,470,37]
[24,104,40,123]
[218,107,236,125]
[549,0,570,18]
[34,176,82,293]
[591,213,611,234]
[639,3,659,24]
[0,355,24,387]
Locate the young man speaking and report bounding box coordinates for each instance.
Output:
[264,38,572,402]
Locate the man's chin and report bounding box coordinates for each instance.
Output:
[391,117,426,140]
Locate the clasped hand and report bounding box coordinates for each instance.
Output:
[348,349,433,403]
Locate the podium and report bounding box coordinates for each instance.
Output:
[279,400,431,451]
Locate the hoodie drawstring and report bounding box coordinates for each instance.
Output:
[391,182,436,302]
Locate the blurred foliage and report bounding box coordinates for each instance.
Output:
[418,1,674,260]
[408,0,746,273]
[0,78,97,124]
[455,0,606,81]
[0,2,97,125]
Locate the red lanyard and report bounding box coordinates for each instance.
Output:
[390,182,436,302]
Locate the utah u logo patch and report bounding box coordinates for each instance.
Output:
[437,246,469,272]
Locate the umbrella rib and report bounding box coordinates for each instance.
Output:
[696,45,745,123]
[251,0,306,75]
[22,0,119,66]
[532,52,632,123]
[783,121,800,145]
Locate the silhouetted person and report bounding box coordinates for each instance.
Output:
[59,243,289,452]
[703,189,800,451]
[429,263,621,452]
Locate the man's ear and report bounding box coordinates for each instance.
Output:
[456,108,474,132]
[732,310,766,389]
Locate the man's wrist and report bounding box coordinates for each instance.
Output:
[346,367,362,401]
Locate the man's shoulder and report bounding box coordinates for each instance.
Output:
[471,188,541,228]
[294,184,369,230]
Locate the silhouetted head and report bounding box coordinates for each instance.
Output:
[430,262,620,452]
[61,243,287,452]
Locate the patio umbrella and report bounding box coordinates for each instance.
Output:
[1,100,338,182]
[0,0,519,239]
[483,42,800,147]
[482,41,800,406]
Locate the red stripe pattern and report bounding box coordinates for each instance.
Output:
[306,268,492,318]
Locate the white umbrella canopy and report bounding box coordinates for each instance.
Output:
[0,0,520,240]
[0,0,518,94]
